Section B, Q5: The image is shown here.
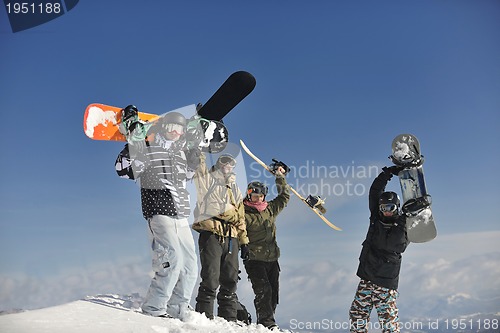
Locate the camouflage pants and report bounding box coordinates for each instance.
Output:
[349,280,400,333]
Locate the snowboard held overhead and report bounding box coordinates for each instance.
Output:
[83,71,256,153]
[390,133,436,243]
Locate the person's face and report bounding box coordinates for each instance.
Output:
[379,203,398,217]
[220,164,234,174]
[164,123,184,141]
[218,156,236,174]
[250,193,265,203]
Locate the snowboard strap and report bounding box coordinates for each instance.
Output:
[402,195,432,216]
[389,155,424,168]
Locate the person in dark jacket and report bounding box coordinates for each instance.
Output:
[349,165,408,333]
[243,166,290,331]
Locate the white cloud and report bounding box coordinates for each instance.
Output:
[0,257,150,311]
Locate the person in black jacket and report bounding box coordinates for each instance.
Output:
[349,165,408,333]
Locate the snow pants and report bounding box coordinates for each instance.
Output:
[195,231,240,321]
[141,215,198,318]
[349,279,400,333]
[244,260,280,328]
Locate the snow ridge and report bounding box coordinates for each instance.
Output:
[0,294,289,333]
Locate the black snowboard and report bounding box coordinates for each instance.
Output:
[197,71,256,121]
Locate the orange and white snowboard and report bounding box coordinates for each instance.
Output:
[83,103,159,141]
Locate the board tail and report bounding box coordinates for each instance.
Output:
[197,71,256,121]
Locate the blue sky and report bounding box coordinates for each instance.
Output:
[1,0,499,329]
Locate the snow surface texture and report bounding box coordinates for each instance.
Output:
[85,106,117,137]
[0,294,287,333]
[393,141,412,163]
[407,207,432,230]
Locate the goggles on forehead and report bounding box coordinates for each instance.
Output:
[164,123,184,134]
[379,203,398,213]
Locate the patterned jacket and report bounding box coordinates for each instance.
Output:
[115,134,200,220]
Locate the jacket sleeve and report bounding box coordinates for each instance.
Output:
[235,201,249,245]
[115,144,148,180]
[185,147,202,174]
[268,175,290,216]
[368,170,392,216]
[193,153,210,198]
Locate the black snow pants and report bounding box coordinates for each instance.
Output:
[195,231,240,321]
[244,260,280,328]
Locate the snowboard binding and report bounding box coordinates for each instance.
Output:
[269,159,290,175]
[186,115,228,153]
[118,105,148,142]
[389,154,424,169]
[402,194,432,216]
[305,195,327,214]
[185,115,205,149]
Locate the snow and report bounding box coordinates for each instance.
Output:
[408,208,433,230]
[393,141,411,162]
[0,294,283,333]
[85,106,117,137]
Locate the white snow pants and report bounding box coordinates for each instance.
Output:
[141,215,198,318]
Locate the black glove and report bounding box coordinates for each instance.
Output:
[270,159,290,176]
[122,105,139,122]
[240,244,249,260]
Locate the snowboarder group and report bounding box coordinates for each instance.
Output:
[112,101,429,333]
[114,105,291,331]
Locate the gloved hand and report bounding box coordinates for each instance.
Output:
[185,115,204,149]
[270,159,290,176]
[240,244,249,261]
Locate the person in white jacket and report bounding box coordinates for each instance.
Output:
[115,105,201,320]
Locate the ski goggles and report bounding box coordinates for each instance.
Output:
[379,203,398,213]
[163,123,184,134]
[218,155,236,167]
